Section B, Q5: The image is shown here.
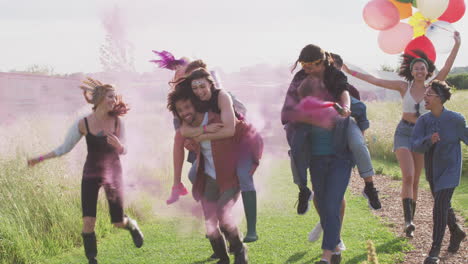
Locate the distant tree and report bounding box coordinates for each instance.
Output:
[447,73,468,90]
[380,64,399,72]
[99,5,135,73]
[449,66,468,75]
[10,64,55,75]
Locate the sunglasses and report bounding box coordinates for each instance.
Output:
[415,103,420,118]
[424,91,439,97]
[300,59,322,68]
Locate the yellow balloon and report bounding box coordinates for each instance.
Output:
[409,12,437,38]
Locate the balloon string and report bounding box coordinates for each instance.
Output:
[430,23,454,33]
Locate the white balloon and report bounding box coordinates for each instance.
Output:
[417,0,449,19]
[426,21,456,53]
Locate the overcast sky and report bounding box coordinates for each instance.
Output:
[1,0,467,73]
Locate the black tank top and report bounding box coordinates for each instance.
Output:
[198,89,242,119]
[83,117,121,179]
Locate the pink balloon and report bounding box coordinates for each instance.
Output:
[438,0,466,23]
[378,23,414,54]
[363,0,400,30]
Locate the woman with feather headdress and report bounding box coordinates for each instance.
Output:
[27,78,143,264]
[150,50,190,89]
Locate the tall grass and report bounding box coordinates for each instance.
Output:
[0,156,114,264]
[0,102,174,263]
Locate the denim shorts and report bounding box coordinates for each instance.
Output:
[393,120,415,152]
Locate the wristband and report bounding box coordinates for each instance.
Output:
[38,156,44,162]
[352,71,357,77]
[203,125,207,133]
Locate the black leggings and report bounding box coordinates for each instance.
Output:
[81,177,124,223]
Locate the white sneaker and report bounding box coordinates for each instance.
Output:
[308,222,323,242]
[338,240,346,251]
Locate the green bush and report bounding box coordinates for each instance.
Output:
[447,73,468,90]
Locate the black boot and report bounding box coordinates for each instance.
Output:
[423,256,439,264]
[209,236,229,264]
[219,227,234,254]
[82,232,98,264]
[225,229,248,264]
[447,209,466,253]
[331,253,342,264]
[297,186,312,215]
[423,245,440,264]
[208,238,219,259]
[242,191,258,243]
[448,226,466,253]
[125,217,144,248]
[411,200,416,219]
[402,198,415,238]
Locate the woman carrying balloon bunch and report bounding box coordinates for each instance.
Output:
[342,31,461,238]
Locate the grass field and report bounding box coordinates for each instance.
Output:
[1,91,467,263]
[44,160,410,264]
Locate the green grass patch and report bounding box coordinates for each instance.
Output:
[0,155,131,264]
[45,161,410,264]
[372,158,402,180]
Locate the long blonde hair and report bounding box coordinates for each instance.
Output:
[79,77,129,116]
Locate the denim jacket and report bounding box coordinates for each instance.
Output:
[412,109,468,192]
[286,117,353,184]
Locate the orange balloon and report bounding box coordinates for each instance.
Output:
[389,0,413,19]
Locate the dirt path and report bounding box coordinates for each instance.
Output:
[348,171,467,264]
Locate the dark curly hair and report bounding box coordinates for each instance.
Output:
[167,83,196,120]
[399,50,436,81]
[429,80,452,104]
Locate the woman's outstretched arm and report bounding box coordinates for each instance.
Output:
[342,64,407,96]
[28,118,85,166]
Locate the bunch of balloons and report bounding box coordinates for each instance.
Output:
[363,0,465,62]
